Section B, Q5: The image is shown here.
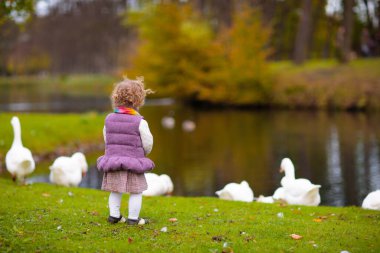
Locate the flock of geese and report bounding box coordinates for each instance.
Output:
[215,157,380,210]
[5,116,88,187]
[3,116,380,210]
[161,115,196,132]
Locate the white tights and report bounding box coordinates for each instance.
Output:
[108,192,143,220]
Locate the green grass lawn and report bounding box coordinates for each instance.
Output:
[270,58,380,110]
[0,113,105,157]
[0,74,117,97]
[0,178,379,252]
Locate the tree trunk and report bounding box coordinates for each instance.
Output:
[340,0,354,63]
[293,0,312,65]
[258,0,276,24]
[376,0,380,55]
[362,0,373,32]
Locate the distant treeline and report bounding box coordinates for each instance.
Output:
[0,0,379,75]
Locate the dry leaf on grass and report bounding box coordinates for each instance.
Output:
[168,218,178,222]
[290,234,303,240]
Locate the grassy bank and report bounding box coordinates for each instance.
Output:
[1,58,380,110]
[270,58,380,110]
[0,74,117,97]
[0,113,105,159]
[0,178,379,252]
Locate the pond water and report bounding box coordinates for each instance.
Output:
[1,89,380,207]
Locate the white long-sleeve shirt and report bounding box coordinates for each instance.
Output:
[103,119,153,155]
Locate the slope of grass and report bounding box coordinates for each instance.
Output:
[0,113,105,157]
[270,58,380,110]
[0,178,379,252]
[0,74,117,97]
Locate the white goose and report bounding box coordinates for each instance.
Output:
[182,120,196,132]
[256,195,274,204]
[279,158,321,206]
[49,152,88,187]
[143,173,174,196]
[272,187,285,201]
[5,116,35,182]
[362,190,380,210]
[216,181,254,202]
[161,116,175,129]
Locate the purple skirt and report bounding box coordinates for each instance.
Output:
[101,171,147,193]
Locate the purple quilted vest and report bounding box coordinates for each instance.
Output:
[97,113,155,173]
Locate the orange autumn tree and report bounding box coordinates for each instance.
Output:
[205,7,272,105]
[125,3,216,101]
[125,3,272,106]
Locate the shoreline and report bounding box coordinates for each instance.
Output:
[1,58,380,111]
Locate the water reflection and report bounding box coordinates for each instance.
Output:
[326,126,344,206]
[26,166,103,189]
[369,135,380,191]
[2,97,109,112]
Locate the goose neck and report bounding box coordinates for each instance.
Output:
[284,167,295,180]
[11,121,22,147]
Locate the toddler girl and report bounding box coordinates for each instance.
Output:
[97,77,154,225]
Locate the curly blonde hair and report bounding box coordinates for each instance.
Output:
[111,77,153,109]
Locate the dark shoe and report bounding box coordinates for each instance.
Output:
[127,218,149,225]
[107,215,126,224]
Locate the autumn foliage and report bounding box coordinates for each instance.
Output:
[125,3,272,106]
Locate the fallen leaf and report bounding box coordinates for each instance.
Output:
[292,209,302,214]
[42,193,51,197]
[212,236,224,242]
[313,218,323,222]
[168,218,178,222]
[128,237,133,243]
[244,236,255,242]
[290,234,303,240]
[222,247,234,253]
